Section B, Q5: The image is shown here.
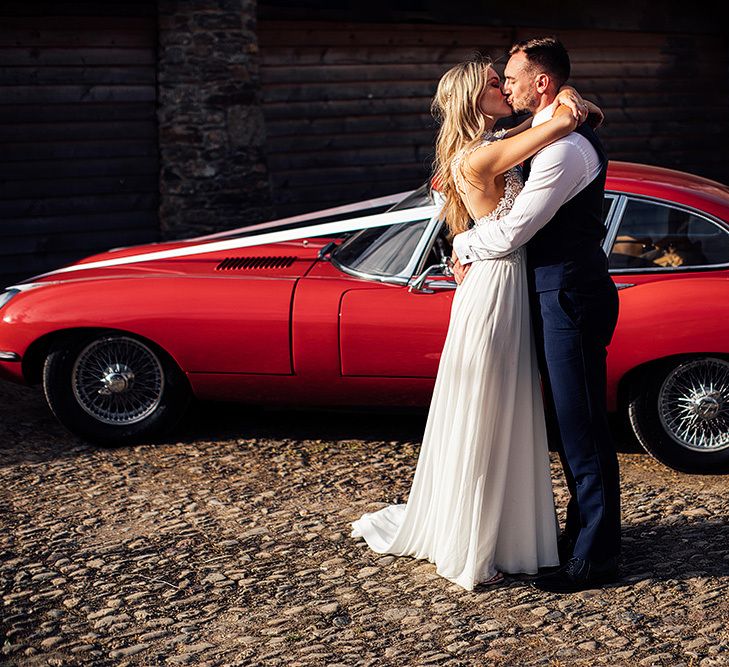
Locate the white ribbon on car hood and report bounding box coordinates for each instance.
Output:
[192,190,415,241]
[35,203,441,278]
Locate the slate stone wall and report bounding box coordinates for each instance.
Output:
[157,0,272,239]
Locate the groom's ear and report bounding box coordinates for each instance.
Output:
[535,72,551,94]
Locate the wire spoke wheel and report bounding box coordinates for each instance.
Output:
[71,336,164,426]
[658,358,729,453]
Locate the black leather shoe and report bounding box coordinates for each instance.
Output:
[557,532,575,566]
[532,556,619,593]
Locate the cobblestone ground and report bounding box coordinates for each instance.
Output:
[1,382,728,667]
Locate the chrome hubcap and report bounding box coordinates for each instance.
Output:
[659,358,729,452]
[72,337,164,426]
[99,364,135,395]
[693,395,721,420]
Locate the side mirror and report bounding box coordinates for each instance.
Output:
[408,263,451,294]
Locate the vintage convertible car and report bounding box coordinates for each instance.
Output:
[1,161,728,473]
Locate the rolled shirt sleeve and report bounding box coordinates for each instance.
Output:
[452,134,602,264]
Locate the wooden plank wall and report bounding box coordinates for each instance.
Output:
[258,21,729,216]
[0,2,159,287]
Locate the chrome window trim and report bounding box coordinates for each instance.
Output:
[606,192,729,275]
[402,214,445,279]
[413,217,457,287]
[413,217,448,275]
[602,193,626,254]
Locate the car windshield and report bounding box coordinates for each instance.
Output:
[332,184,435,278]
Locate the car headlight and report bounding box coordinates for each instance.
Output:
[0,289,20,310]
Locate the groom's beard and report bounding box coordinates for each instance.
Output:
[510,101,536,115]
[509,91,539,116]
[506,99,526,114]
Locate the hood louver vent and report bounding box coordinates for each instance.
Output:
[216,256,297,271]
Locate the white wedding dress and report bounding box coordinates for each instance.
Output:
[351,132,559,591]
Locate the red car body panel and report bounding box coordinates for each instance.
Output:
[2,162,729,419]
[0,242,320,382]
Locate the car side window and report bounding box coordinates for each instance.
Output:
[609,198,729,270]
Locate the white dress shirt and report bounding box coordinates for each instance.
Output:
[452,106,603,263]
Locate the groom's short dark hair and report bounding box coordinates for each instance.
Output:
[510,37,570,88]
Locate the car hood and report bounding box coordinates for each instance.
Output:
[12,186,435,289]
[20,236,333,286]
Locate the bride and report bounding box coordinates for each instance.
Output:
[351,57,600,591]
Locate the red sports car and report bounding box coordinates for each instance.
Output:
[1,162,728,473]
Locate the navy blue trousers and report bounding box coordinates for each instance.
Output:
[531,277,621,562]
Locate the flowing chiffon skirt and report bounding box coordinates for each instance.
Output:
[351,248,559,590]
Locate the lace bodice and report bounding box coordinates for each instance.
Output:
[451,130,524,228]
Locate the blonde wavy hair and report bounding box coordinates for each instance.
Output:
[431,58,494,237]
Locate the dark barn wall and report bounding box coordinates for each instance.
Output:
[157,0,273,240]
[258,22,508,215]
[0,1,160,287]
[257,15,729,217]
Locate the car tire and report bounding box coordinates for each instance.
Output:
[43,332,190,445]
[628,356,729,473]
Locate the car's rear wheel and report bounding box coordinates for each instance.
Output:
[628,357,729,473]
[43,332,190,445]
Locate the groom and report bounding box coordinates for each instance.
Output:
[451,37,621,593]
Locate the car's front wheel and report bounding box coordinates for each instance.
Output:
[628,357,729,473]
[43,332,190,445]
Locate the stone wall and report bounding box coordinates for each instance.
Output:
[157,0,272,240]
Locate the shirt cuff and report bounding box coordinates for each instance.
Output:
[452,231,476,265]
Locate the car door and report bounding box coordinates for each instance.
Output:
[339,277,455,378]
[338,215,456,378]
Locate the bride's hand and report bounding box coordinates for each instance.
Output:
[553,86,589,124]
[584,99,604,128]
